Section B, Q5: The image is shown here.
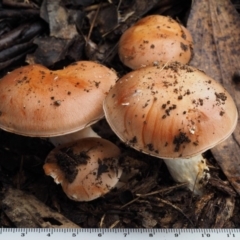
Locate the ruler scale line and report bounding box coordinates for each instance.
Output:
[0,228,240,239]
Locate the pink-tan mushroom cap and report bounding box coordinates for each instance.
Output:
[0,61,118,137]
[118,15,193,69]
[43,137,122,201]
[103,62,238,159]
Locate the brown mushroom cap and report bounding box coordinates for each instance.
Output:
[118,15,193,70]
[43,137,122,201]
[103,62,238,159]
[0,61,118,137]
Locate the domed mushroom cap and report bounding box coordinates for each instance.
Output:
[118,15,193,69]
[43,137,122,201]
[103,62,238,159]
[0,61,118,137]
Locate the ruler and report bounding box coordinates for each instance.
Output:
[0,228,239,240]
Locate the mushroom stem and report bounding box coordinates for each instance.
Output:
[163,154,210,195]
[49,126,100,146]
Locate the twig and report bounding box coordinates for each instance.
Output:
[120,183,188,209]
[99,214,106,228]
[152,197,195,227]
[136,183,188,198]
[109,220,120,228]
[86,2,102,42]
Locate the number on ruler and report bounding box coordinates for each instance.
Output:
[202,233,211,237]
[227,233,235,237]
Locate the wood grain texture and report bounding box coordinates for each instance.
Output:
[2,188,80,228]
[187,0,240,194]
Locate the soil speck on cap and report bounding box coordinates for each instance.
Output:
[55,147,90,183]
[173,132,191,152]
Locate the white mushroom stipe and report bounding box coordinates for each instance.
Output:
[49,126,100,146]
[163,155,210,195]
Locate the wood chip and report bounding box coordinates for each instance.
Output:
[40,0,78,39]
[2,188,80,228]
[213,197,235,228]
[208,177,237,196]
[194,193,215,223]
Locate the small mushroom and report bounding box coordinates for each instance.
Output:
[103,62,238,195]
[43,137,122,201]
[0,61,118,145]
[118,15,193,69]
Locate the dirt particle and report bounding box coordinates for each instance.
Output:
[220,111,225,116]
[178,95,183,100]
[180,42,188,51]
[193,141,199,146]
[143,102,148,108]
[55,147,90,183]
[54,100,61,106]
[94,81,101,88]
[199,98,203,106]
[129,136,137,144]
[215,92,227,103]
[97,159,109,179]
[146,143,154,151]
[173,132,191,152]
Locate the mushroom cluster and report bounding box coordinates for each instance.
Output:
[0,13,238,201]
[0,61,117,145]
[118,15,193,69]
[103,62,238,194]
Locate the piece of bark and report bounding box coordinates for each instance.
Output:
[194,192,215,223]
[91,3,119,35]
[208,177,237,196]
[2,188,80,228]
[0,46,36,71]
[2,0,39,9]
[187,0,240,195]
[0,21,45,51]
[0,41,34,62]
[27,36,77,66]
[213,197,235,228]
[40,0,79,39]
[0,8,40,18]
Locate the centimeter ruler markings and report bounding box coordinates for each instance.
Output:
[0,228,239,239]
